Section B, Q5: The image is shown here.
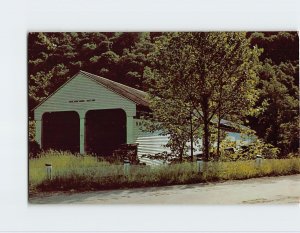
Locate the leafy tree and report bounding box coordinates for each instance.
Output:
[249,61,299,155]
[145,32,261,161]
[278,116,299,154]
[249,32,299,64]
[140,84,201,161]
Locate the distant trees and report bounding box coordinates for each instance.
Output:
[249,32,299,64]
[248,32,299,156]
[145,32,261,160]
[28,31,299,157]
[248,61,299,155]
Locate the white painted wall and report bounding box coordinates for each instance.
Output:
[34,73,137,150]
[34,73,136,120]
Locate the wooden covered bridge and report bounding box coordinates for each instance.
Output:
[34,70,151,155]
[34,70,245,162]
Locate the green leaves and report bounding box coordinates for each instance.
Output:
[145,32,261,160]
[252,60,299,155]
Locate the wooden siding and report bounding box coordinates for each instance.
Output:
[136,135,170,166]
[136,135,202,157]
[34,73,137,120]
[136,135,171,156]
[135,135,203,166]
[134,119,202,165]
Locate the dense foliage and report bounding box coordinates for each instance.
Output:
[144,32,261,160]
[248,32,299,156]
[28,32,299,157]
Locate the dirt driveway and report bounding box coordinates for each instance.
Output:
[29,174,300,204]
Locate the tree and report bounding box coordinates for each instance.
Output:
[140,84,201,161]
[246,32,299,156]
[249,61,299,155]
[145,32,261,161]
[249,32,299,65]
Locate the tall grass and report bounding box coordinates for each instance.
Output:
[29,151,300,193]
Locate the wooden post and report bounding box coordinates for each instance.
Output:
[45,163,52,180]
[126,115,134,144]
[79,117,85,154]
[78,111,86,155]
[35,119,42,148]
[256,155,263,167]
[124,158,130,176]
[197,157,203,174]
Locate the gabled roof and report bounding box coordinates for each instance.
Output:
[33,70,149,111]
[80,71,149,107]
[219,119,240,132]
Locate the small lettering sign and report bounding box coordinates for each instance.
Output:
[69,99,95,103]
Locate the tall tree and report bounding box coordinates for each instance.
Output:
[249,32,299,65]
[145,32,261,160]
[247,32,299,155]
[249,61,299,155]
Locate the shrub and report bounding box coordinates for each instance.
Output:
[218,139,280,161]
[28,140,41,158]
[286,151,300,158]
[28,120,35,142]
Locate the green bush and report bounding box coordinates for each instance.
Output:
[218,139,280,161]
[28,120,35,142]
[28,140,41,158]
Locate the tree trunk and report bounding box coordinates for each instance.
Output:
[202,97,210,161]
[203,120,210,161]
[179,149,183,163]
[190,111,193,162]
[216,111,221,158]
[179,142,185,162]
[273,105,279,147]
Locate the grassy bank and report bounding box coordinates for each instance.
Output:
[29,151,300,193]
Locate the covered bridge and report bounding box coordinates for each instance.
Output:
[34,70,246,160]
[34,70,150,155]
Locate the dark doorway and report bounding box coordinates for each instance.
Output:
[86,109,126,155]
[42,111,80,153]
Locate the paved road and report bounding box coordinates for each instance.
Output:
[29,174,300,204]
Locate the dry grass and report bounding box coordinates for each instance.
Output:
[29,151,300,193]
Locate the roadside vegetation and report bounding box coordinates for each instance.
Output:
[28,32,299,195]
[29,151,300,194]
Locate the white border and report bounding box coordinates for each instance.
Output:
[0,0,299,232]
